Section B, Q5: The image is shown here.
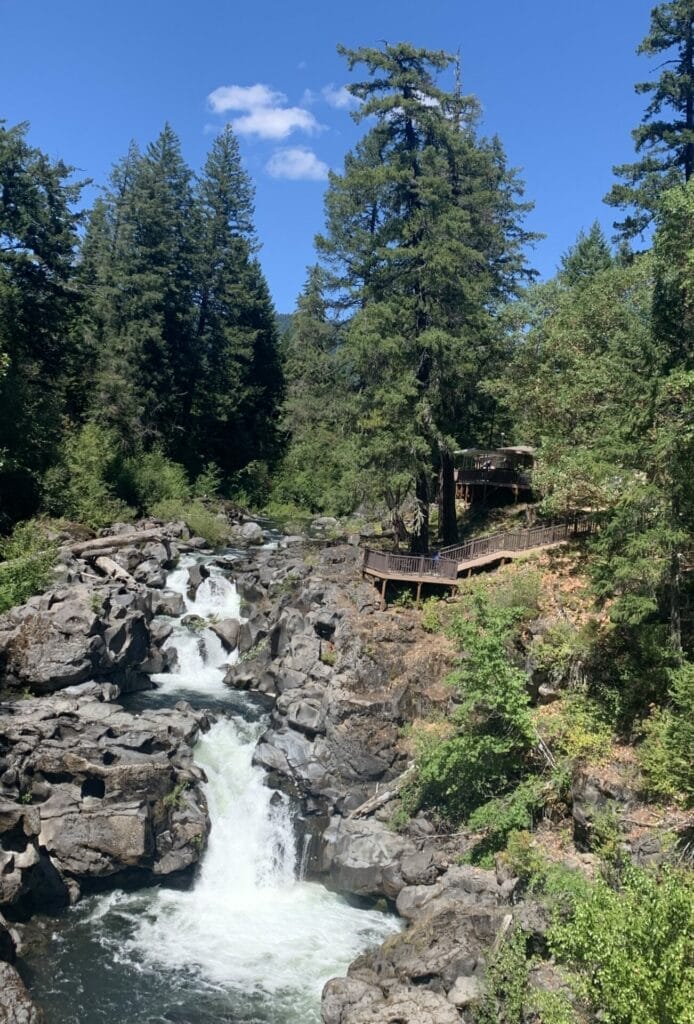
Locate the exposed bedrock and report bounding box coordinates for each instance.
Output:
[0,526,190,695]
[0,683,212,920]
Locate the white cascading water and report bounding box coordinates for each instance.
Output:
[63,554,399,1022]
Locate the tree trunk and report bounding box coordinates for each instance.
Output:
[410,472,430,554]
[438,450,458,546]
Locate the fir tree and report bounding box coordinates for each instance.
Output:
[606,0,694,237]
[316,43,536,548]
[193,126,282,478]
[0,120,83,523]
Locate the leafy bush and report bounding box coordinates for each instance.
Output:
[549,865,694,1024]
[420,596,443,633]
[117,448,191,510]
[414,595,535,821]
[0,519,57,613]
[638,661,694,804]
[42,423,131,529]
[466,777,549,864]
[540,692,613,765]
[151,499,228,548]
[192,462,222,500]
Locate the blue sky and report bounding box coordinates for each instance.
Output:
[1,0,655,311]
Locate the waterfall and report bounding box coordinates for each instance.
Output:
[23,552,399,1023]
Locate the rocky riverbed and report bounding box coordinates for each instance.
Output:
[0,517,654,1024]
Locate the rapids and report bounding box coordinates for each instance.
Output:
[23,553,399,1023]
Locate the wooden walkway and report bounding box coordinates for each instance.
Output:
[362,516,597,609]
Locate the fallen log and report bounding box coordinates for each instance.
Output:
[347,763,416,820]
[93,556,136,585]
[70,528,168,557]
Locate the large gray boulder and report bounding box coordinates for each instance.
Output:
[0,689,211,915]
[0,963,45,1023]
[0,583,156,695]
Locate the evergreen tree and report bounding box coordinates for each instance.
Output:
[193,126,282,478]
[85,127,198,451]
[275,266,358,513]
[316,43,536,548]
[0,120,83,523]
[606,0,694,237]
[558,222,613,286]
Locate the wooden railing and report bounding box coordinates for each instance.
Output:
[440,515,597,565]
[362,515,597,583]
[362,548,459,581]
[456,468,532,488]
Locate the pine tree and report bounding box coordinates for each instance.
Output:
[316,43,536,549]
[0,120,83,523]
[192,126,282,478]
[606,0,694,237]
[275,266,358,513]
[559,222,613,286]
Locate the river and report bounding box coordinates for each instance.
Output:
[22,553,399,1023]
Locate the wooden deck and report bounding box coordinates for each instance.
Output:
[362,516,597,608]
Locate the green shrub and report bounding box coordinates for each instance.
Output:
[639,661,694,804]
[151,499,229,548]
[117,448,191,510]
[415,595,535,821]
[192,462,222,500]
[420,596,443,633]
[43,422,131,529]
[0,519,57,613]
[540,692,613,765]
[466,777,549,864]
[549,865,694,1024]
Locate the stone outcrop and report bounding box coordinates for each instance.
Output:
[0,526,187,695]
[322,863,518,1024]
[0,962,45,1023]
[226,542,453,825]
[0,683,211,918]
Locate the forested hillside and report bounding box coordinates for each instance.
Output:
[0,121,282,530]
[0,2,692,1022]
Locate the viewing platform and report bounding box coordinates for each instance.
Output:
[362,515,597,608]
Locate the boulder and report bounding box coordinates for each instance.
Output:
[0,584,156,696]
[210,618,240,652]
[186,563,210,601]
[0,690,211,913]
[239,521,264,545]
[0,963,45,1023]
[318,818,418,899]
[150,590,185,618]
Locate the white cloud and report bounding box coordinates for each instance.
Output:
[265,147,329,181]
[207,83,321,140]
[322,83,357,110]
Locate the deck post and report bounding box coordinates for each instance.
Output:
[380,577,388,611]
[416,581,422,609]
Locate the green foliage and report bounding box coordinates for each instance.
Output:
[605,1,694,237]
[151,499,228,548]
[466,777,548,865]
[476,927,530,1024]
[540,692,613,765]
[530,621,586,681]
[549,865,694,1024]
[43,422,131,529]
[0,519,57,613]
[163,778,189,809]
[118,448,191,511]
[192,462,222,500]
[414,594,535,821]
[639,660,694,803]
[420,596,444,633]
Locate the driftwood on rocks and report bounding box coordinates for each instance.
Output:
[70,528,169,557]
[347,764,416,820]
[93,556,136,585]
